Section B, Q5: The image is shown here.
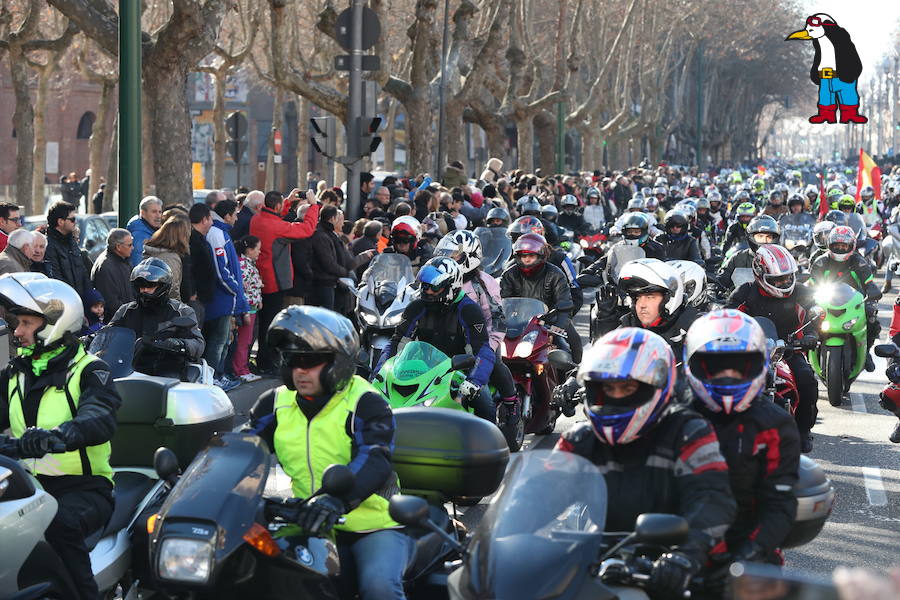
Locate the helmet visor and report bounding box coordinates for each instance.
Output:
[584,380,653,415]
[751,232,778,245]
[287,352,334,369]
[764,273,794,290]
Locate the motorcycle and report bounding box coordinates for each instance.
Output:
[144,408,509,599]
[880,222,900,276]
[865,222,884,269]
[558,228,584,273]
[808,283,868,407]
[502,298,575,438]
[577,230,608,265]
[783,229,813,269]
[474,227,513,280]
[0,327,233,598]
[349,253,418,374]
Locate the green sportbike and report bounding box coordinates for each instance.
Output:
[809,282,868,407]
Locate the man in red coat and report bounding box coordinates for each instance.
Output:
[250,189,320,372]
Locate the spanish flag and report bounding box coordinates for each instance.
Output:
[856,148,881,224]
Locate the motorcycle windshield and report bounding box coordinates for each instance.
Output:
[814,282,861,309]
[731,267,755,288]
[502,297,548,339]
[88,327,135,379]
[459,450,608,599]
[476,227,513,275]
[366,254,414,289]
[607,244,645,282]
[393,341,450,382]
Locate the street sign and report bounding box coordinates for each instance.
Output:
[273,129,282,155]
[334,55,381,71]
[227,139,248,163]
[225,112,248,140]
[335,6,380,52]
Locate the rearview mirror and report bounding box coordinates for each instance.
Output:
[0,466,11,500]
[154,447,180,485]
[874,343,898,358]
[808,306,825,321]
[634,513,689,546]
[320,464,355,499]
[388,494,430,527]
[451,354,476,371]
[338,277,358,296]
[548,349,575,371]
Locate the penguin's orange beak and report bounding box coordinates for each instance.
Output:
[786,29,812,40]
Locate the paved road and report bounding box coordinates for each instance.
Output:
[227,276,900,578]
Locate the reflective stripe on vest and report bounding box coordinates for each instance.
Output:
[7,346,113,482]
[272,375,400,533]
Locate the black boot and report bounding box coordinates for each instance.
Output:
[891,421,900,444]
[801,432,813,454]
[865,352,876,372]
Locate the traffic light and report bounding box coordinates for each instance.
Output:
[310,117,336,158]
[358,116,382,155]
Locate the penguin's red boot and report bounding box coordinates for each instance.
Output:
[808,104,837,124]
[839,104,868,123]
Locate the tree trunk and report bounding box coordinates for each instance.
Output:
[579,127,593,171]
[296,94,310,189]
[89,79,115,209]
[444,98,466,169]
[106,111,119,213]
[406,94,433,176]
[383,100,398,172]
[32,66,59,213]
[266,87,285,191]
[515,116,534,172]
[9,47,35,213]
[535,111,556,174]
[212,71,227,189]
[144,63,194,204]
[141,87,155,196]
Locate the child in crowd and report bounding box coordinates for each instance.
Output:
[81,288,105,338]
[233,235,263,382]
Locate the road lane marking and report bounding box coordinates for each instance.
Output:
[861,467,888,507]
[850,393,868,414]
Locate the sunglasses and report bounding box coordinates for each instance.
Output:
[420,282,448,294]
[66,217,77,223]
[805,16,834,27]
[288,352,333,369]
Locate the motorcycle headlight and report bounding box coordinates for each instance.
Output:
[514,330,540,358]
[359,308,378,326]
[821,320,831,332]
[158,538,214,584]
[383,309,404,327]
[842,317,858,331]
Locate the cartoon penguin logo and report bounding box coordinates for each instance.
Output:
[786,14,867,125]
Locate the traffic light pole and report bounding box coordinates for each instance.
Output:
[346,0,365,221]
[119,0,141,226]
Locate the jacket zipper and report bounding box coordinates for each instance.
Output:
[306,417,315,496]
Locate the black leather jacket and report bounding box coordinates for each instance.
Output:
[500,262,574,325]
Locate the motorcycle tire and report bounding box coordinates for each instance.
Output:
[497,403,525,453]
[827,346,844,407]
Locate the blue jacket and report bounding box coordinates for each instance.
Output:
[204,215,248,321]
[126,216,156,266]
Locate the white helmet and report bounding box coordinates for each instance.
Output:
[416,257,464,305]
[752,244,797,298]
[0,274,84,349]
[667,260,707,307]
[617,258,685,319]
[434,230,483,276]
[390,215,422,241]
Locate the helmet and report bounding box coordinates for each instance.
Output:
[813,221,836,250]
[753,179,766,193]
[775,182,789,195]
[675,202,697,224]
[824,209,848,225]
[507,215,545,241]
[627,196,646,212]
[512,233,548,276]
[752,245,797,298]
[667,260,707,308]
[560,194,579,210]
[860,185,875,201]
[653,186,668,198]
[734,191,751,204]
[746,215,781,252]
[486,206,511,227]
[620,213,650,245]
[847,185,857,198]
[617,258,685,320]
[767,189,784,206]
[805,184,818,198]
[837,194,856,211]
[663,209,690,239]
[0,273,82,350]
[641,186,653,198]
[577,328,676,445]
[131,257,173,306]
[707,191,722,206]
[391,216,421,247]
[686,310,768,415]
[827,225,856,262]
[645,196,659,213]
[417,256,464,305]
[584,188,601,203]
[435,229,483,276]
[787,194,805,209]
[267,305,359,394]
[695,197,711,212]
[540,203,558,222]
[516,195,541,215]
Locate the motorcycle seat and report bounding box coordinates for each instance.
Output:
[405,504,453,580]
[86,471,155,551]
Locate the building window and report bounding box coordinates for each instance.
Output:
[76,112,96,139]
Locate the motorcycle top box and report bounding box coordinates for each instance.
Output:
[392,407,510,503]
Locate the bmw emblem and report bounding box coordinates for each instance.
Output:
[295,545,314,565]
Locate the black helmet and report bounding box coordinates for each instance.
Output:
[131,258,172,307]
[787,194,805,209]
[824,209,848,226]
[267,305,359,394]
[746,215,781,252]
[515,195,541,216]
[486,206,510,227]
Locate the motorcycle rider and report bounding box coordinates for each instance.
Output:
[781,194,817,247]
[717,215,781,293]
[882,206,900,294]
[434,230,520,421]
[507,217,581,312]
[516,195,558,245]
[837,194,868,247]
[657,209,703,265]
[500,233,580,363]
[376,257,497,419]
[808,225,881,371]
[582,213,666,278]
[882,297,900,443]
[583,187,610,232]
[557,194,586,234]
[762,189,788,220]
[247,306,412,600]
[540,203,562,242]
[0,274,122,600]
[485,206,511,228]
[722,201,757,254]
[726,245,819,453]
[555,328,736,599]
[106,258,205,379]
[383,216,431,269]
[685,310,800,575]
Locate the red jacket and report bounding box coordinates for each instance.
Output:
[250,204,320,294]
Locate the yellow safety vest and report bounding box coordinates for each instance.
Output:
[273,375,399,532]
[7,346,113,482]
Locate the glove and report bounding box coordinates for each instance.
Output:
[297,494,346,536]
[458,380,481,406]
[887,363,900,384]
[731,540,766,563]
[800,334,818,350]
[17,427,65,459]
[152,338,185,353]
[648,551,697,600]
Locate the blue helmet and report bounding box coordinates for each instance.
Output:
[684,310,768,415]
[577,328,676,445]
